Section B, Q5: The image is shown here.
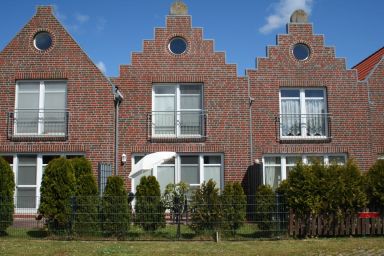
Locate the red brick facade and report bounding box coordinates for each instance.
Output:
[113,14,250,190]
[0,7,115,173]
[354,48,384,160]
[0,5,382,196]
[248,22,373,171]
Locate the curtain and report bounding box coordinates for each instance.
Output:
[305,99,325,136]
[154,95,175,135]
[265,166,281,190]
[281,99,300,136]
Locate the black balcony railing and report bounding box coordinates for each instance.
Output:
[275,113,331,141]
[148,111,207,141]
[7,110,69,140]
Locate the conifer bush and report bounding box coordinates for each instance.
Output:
[101,176,130,237]
[280,160,367,236]
[255,185,275,232]
[71,157,99,236]
[221,182,246,235]
[39,157,75,233]
[135,176,165,231]
[366,159,384,213]
[189,179,222,233]
[0,157,15,234]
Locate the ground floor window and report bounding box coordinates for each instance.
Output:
[263,154,346,189]
[131,153,223,193]
[0,153,84,213]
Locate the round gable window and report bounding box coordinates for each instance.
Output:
[293,43,310,61]
[169,37,187,55]
[33,32,53,51]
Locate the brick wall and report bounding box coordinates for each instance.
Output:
[366,60,384,159]
[114,15,250,190]
[248,22,373,171]
[0,6,115,175]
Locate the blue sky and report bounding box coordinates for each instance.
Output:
[0,0,383,77]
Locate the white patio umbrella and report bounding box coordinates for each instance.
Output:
[129,151,176,178]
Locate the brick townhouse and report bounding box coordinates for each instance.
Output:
[0,6,115,213]
[0,2,382,212]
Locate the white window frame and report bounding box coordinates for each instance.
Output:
[263,154,347,189]
[152,84,203,138]
[131,153,223,193]
[1,153,84,214]
[279,88,328,139]
[15,80,67,136]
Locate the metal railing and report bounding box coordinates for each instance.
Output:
[7,110,69,140]
[1,195,287,241]
[148,111,207,140]
[275,113,331,141]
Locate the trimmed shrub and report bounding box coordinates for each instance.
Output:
[71,157,99,236]
[255,185,275,232]
[281,159,367,236]
[280,161,320,219]
[0,157,15,234]
[71,157,93,177]
[221,182,246,235]
[366,159,384,213]
[135,176,165,231]
[189,179,222,233]
[101,176,130,237]
[330,161,367,218]
[39,157,75,233]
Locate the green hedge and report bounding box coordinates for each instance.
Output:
[101,176,130,237]
[135,176,165,231]
[39,157,75,233]
[0,157,15,234]
[278,159,367,233]
[366,159,384,213]
[189,179,221,233]
[71,157,99,236]
[221,181,246,235]
[255,185,275,232]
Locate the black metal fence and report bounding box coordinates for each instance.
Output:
[0,195,288,241]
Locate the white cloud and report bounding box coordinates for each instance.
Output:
[53,5,67,22]
[259,0,313,34]
[75,13,90,24]
[96,17,107,32]
[96,61,107,74]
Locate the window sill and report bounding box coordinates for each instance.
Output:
[9,134,68,142]
[279,136,332,144]
[150,135,207,143]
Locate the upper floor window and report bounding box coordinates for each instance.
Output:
[151,84,206,139]
[12,80,67,137]
[279,88,329,139]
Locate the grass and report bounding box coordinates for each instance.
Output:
[4,223,287,241]
[1,237,384,256]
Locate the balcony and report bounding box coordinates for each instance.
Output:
[275,113,331,142]
[148,111,207,142]
[7,110,69,141]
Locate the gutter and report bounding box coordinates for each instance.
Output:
[247,71,254,165]
[113,85,124,176]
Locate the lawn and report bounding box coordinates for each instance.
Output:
[1,237,384,256]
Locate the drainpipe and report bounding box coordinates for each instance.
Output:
[113,85,124,176]
[247,71,254,165]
